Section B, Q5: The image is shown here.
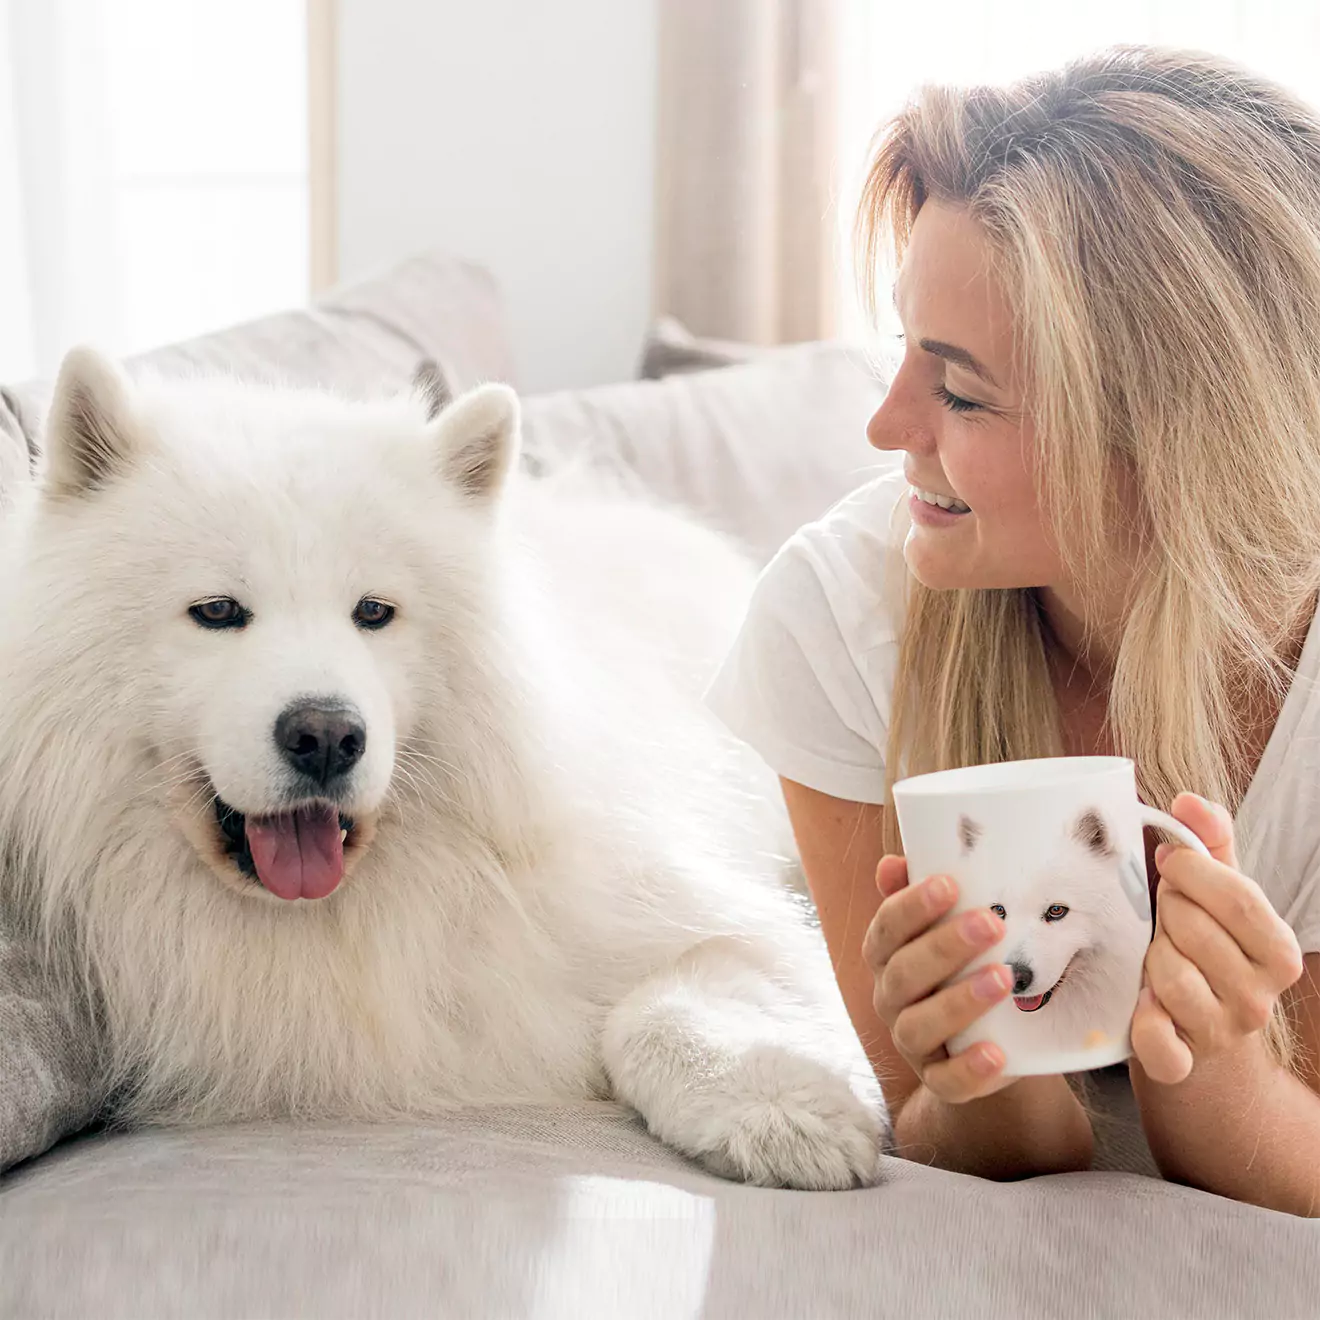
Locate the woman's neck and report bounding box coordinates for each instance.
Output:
[1038,580,1316,789]
[1035,581,1124,680]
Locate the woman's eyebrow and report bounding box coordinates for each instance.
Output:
[891,284,1002,389]
[918,338,1000,389]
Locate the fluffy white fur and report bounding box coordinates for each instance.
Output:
[971,810,1147,1063]
[0,348,885,1189]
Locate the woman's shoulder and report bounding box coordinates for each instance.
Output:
[703,462,906,797]
[765,459,911,653]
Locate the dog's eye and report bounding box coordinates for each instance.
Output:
[1044,904,1069,922]
[189,598,249,630]
[353,598,395,630]
[990,903,1006,920]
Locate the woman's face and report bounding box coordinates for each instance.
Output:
[867,201,1062,592]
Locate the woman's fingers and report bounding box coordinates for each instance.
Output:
[1130,985,1193,1084]
[1144,930,1221,1053]
[920,1040,1009,1103]
[875,854,909,898]
[876,906,1005,1014]
[862,873,958,972]
[861,860,1014,1103]
[890,963,1013,1062]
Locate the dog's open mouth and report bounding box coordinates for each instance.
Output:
[215,796,356,902]
[1014,960,1073,1013]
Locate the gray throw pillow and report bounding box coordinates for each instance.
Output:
[0,929,106,1172]
[637,315,768,379]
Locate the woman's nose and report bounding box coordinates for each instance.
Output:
[866,368,934,455]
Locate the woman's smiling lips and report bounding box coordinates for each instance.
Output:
[908,483,972,528]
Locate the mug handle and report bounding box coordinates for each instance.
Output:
[1117,809,1212,923]
[1138,808,1212,858]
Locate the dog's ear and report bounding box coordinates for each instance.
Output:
[412,358,452,422]
[957,815,982,854]
[42,346,138,500]
[1072,808,1117,858]
[429,382,520,502]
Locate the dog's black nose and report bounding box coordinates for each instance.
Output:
[1011,962,1033,995]
[274,701,366,786]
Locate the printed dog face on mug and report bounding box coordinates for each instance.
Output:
[954,806,1152,1059]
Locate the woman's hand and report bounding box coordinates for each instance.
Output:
[1133,793,1304,1084]
[861,855,1016,1102]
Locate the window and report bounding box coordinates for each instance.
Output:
[1,0,308,379]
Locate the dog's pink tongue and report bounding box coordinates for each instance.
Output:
[1015,994,1047,1013]
[245,805,344,901]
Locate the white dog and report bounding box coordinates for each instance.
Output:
[0,348,884,1189]
[967,808,1147,1060]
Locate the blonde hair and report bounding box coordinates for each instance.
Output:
[858,46,1320,1065]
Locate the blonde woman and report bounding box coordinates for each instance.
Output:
[705,46,1320,1215]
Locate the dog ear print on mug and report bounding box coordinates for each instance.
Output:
[957,815,982,855]
[1071,808,1117,859]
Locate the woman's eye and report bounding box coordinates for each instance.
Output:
[1044,904,1070,922]
[932,383,982,414]
[188,598,249,629]
[353,598,396,630]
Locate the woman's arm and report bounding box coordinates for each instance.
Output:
[1131,965,1320,1216]
[780,776,1092,1178]
[1130,794,1319,1215]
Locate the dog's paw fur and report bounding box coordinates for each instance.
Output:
[602,946,889,1189]
[676,1044,885,1190]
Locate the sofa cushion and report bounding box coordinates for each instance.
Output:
[0,248,515,462]
[1,1103,1311,1320]
[524,338,895,565]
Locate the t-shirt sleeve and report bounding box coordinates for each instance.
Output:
[1285,879,1320,955]
[1272,852,1320,955]
[703,539,891,805]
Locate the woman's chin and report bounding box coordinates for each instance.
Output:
[903,530,1051,593]
[902,531,979,591]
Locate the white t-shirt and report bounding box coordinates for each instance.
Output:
[703,464,1320,954]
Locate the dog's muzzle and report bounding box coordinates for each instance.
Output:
[215,796,355,901]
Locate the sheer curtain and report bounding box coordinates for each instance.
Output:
[834,1,1320,339]
[1,0,120,381]
[653,0,841,345]
[0,0,308,382]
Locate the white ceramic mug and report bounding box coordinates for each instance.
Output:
[891,756,1210,1076]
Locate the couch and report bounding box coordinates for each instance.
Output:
[1,254,1316,1319]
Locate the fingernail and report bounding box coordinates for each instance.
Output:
[925,875,954,907]
[1154,843,1171,868]
[968,1045,1000,1076]
[972,965,1011,1001]
[959,910,998,943]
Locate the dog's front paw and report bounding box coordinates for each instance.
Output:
[681,1046,886,1190]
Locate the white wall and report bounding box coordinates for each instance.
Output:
[336,0,657,394]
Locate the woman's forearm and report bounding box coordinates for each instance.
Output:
[1132,1036,1320,1216]
[893,1072,1093,1179]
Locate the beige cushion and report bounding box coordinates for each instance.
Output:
[525,338,893,564]
[1,249,515,461]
